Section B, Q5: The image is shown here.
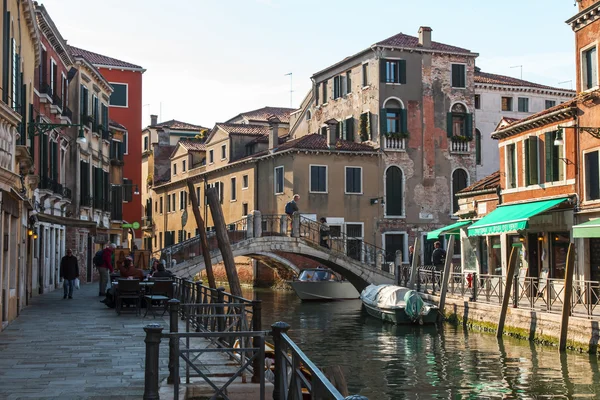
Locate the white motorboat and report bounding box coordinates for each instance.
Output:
[290,268,360,301]
[360,284,439,325]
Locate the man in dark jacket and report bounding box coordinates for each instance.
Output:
[60,249,79,299]
[152,264,174,278]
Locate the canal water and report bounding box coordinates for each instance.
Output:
[240,287,600,399]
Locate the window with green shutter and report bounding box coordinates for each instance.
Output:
[475,130,482,165]
[345,117,354,141]
[524,137,539,186]
[380,59,406,84]
[451,64,466,88]
[359,112,371,142]
[321,81,327,104]
[123,178,133,202]
[545,131,561,183]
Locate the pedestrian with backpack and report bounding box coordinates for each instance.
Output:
[285,194,300,233]
[95,243,116,296]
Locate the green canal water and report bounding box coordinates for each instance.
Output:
[240,287,600,399]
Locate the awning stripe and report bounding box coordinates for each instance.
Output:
[573,219,600,238]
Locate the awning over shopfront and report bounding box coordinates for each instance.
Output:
[573,219,600,238]
[427,220,471,240]
[467,197,568,237]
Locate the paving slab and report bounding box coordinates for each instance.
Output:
[0,282,253,399]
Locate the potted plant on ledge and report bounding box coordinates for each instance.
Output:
[450,135,472,143]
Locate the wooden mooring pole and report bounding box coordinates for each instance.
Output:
[438,235,454,321]
[186,180,216,288]
[497,246,518,338]
[408,236,420,289]
[206,187,243,297]
[559,243,576,352]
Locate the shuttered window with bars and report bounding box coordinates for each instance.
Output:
[123,178,133,202]
[544,131,561,183]
[80,161,90,207]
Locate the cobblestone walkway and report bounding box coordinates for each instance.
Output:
[0,282,170,400]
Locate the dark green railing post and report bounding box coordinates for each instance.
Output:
[272,321,291,400]
[472,272,477,302]
[168,299,180,385]
[143,323,163,400]
[513,275,519,308]
[217,287,226,343]
[251,300,263,384]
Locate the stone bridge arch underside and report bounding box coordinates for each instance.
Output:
[172,236,396,292]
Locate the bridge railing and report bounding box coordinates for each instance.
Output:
[152,216,250,267]
[299,216,389,271]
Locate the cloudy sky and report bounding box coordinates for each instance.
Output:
[40,0,577,129]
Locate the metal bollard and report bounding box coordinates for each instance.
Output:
[271,321,291,400]
[168,299,180,385]
[143,323,164,400]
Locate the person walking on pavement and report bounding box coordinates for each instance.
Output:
[97,243,116,296]
[60,249,79,299]
[431,241,446,288]
[319,217,330,249]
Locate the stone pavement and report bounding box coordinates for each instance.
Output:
[0,282,170,400]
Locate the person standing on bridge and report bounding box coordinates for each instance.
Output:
[285,194,300,217]
[319,217,330,249]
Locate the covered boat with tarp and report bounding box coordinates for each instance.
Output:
[360,284,439,325]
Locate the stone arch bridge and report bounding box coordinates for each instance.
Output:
[161,213,397,292]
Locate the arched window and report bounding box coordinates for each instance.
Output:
[475,129,482,165]
[306,110,311,121]
[452,169,468,213]
[381,98,407,136]
[447,103,472,139]
[385,166,403,216]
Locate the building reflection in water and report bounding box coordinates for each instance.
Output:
[245,287,599,399]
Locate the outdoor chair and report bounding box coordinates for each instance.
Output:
[116,279,142,316]
[143,280,174,318]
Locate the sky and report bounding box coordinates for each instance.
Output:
[40,0,578,129]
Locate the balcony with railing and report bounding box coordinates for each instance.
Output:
[50,94,62,114]
[449,137,472,154]
[60,105,72,123]
[38,81,52,103]
[38,176,52,192]
[81,195,93,208]
[383,134,407,151]
[100,126,110,141]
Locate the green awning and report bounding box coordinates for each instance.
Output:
[467,197,568,237]
[573,219,600,238]
[427,220,471,240]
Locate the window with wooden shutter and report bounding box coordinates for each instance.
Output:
[452,169,468,213]
[506,144,517,188]
[345,167,362,194]
[231,177,236,201]
[359,112,371,141]
[310,165,327,193]
[475,130,482,165]
[545,131,560,183]
[524,137,539,186]
[322,81,327,104]
[585,151,600,201]
[362,63,368,87]
[451,64,466,88]
[123,178,133,202]
[399,60,406,84]
[380,108,387,136]
[346,70,352,93]
[345,117,354,141]
[584,46,598,90]
[446,112,453,137]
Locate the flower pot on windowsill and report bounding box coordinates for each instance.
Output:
[387,132,409,140]
[450,135,472,143]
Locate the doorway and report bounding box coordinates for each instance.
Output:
[527,233,541,278]
[589,238,600,282]
[384,233,406,263]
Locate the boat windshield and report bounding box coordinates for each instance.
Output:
[298,269,332,281]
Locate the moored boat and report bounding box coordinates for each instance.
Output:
[290,267,360,301]
[360,284,439,325]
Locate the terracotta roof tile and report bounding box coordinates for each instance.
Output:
[228,106,296,124]
[375,32,474,55]
[108,119,126,130]
[217,123,272,136]
[275,134,377,152]
[496,97,578,134]
[458,171,500,194]
[475,70,575,93]
[68,45,144,70]
[155,120,206,131]
[178,139,206,152]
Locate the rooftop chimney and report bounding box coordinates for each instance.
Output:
[418,26,432,48]
[325,119,338,149]
[267,115,281,152]
[150,114,158,126]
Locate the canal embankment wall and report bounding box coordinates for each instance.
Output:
[422,294,600,354]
